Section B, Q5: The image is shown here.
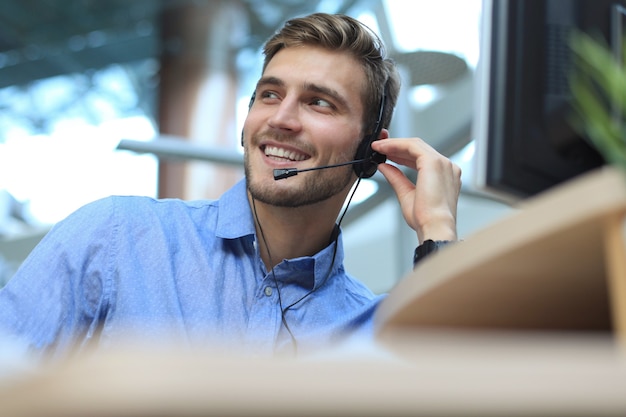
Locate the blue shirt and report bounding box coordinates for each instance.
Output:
[0,179,385,358]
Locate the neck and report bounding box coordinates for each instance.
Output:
[249,195,343,270]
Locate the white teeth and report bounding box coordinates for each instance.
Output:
[264,146,306,161]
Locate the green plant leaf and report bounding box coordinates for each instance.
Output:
[569,30,626,170]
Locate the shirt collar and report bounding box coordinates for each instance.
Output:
[273,235,345,291]
[215,178,346,290]
[215,178,255,239]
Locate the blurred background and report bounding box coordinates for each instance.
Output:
[0,0,513,292]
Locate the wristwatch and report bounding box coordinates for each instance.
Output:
[413,239,453,267]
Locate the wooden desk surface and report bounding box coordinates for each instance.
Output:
[1,332,626,417]
[375,167,626,338]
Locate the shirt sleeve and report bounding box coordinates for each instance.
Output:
[0,197,118,357]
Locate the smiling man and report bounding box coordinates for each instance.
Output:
[0,13,461,358]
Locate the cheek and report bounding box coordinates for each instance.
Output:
[317,123,362,156]
[340,133,364,161]
[242,117,255,139]
[325,141,360,164]
[243,110,265,138]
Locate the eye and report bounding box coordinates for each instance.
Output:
[310,98,334,109]
[261,91,280,101]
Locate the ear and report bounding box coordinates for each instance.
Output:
[379,128,390,140]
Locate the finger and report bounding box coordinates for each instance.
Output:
[373,137,429,154]
[381,155,418,170]
[373,138,433,169]
[376,163,415,200]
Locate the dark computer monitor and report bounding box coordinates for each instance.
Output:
[473,0,625,203]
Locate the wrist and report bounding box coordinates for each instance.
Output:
[416,223,457,244]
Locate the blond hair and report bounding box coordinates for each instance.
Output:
[262,13,400,135]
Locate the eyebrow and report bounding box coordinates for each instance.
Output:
[256,75,284,90]
[255,76,351,111]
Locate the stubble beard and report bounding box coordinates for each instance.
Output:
[244,144,355,208]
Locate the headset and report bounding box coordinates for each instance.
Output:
[352,90,387,178]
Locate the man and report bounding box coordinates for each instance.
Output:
[0,13,461,358]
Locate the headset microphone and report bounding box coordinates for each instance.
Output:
[273,152,385,180]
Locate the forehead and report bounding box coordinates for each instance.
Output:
[262,46,366,104]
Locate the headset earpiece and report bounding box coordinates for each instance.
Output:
[353,92,387,178]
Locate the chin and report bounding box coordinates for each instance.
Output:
[251,170,353,209]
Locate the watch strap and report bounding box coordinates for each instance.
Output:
[413,239,453,267]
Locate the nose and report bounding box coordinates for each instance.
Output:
[267,97,302,133]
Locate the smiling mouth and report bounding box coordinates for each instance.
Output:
[263,145,309,162]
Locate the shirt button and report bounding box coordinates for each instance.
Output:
[264,286,273,297]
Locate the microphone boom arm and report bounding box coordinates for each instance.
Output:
[273,158,371,180]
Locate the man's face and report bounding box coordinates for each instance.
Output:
[243,45,367,207]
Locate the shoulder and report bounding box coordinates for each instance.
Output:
[338,271,384,305]
[74,195,217,219]
[44,196,214,242]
